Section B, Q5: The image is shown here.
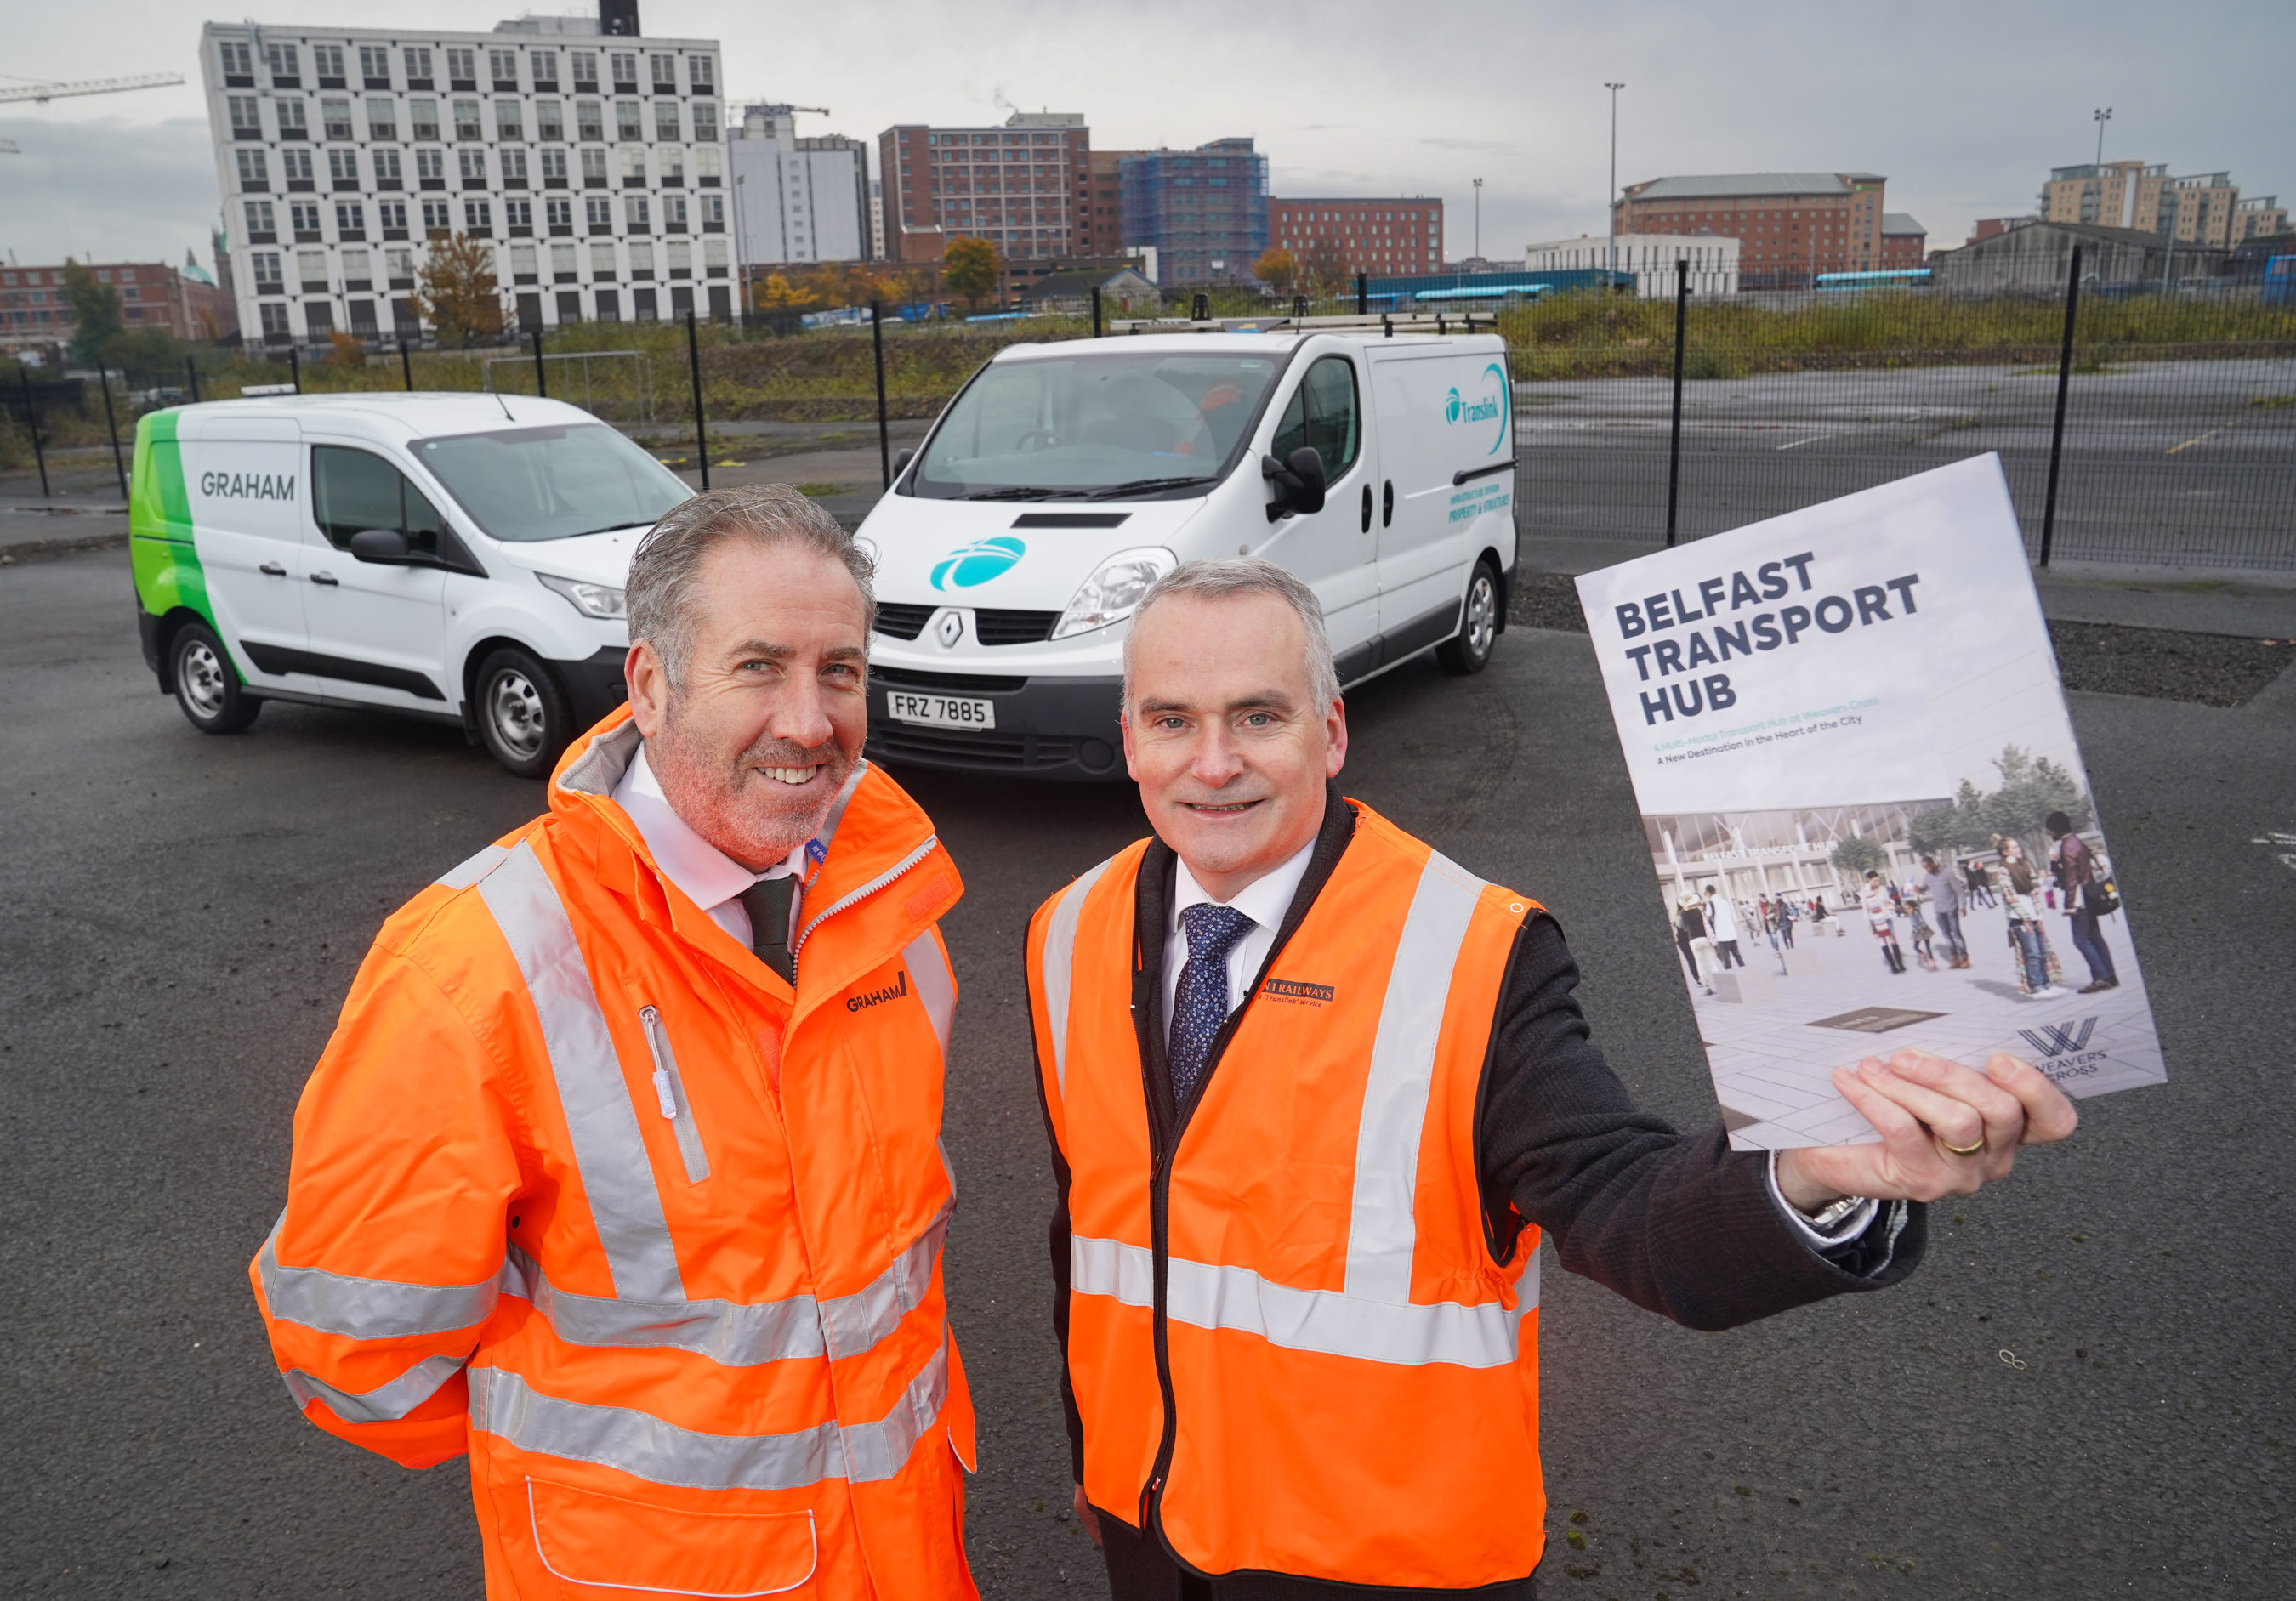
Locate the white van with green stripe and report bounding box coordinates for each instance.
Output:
[131,395,692,776]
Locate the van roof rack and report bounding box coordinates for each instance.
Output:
[1104,312,1493,338]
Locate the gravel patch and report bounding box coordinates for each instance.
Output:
[1506,569,2296,707]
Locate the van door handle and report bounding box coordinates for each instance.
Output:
[1382,480,1395,528]
[1360,485,1372,533]
[259,561,287,576]
[309,571,339,586]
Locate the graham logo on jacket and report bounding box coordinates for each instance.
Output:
[931,536,1025,590]
[1259,977,1335,1007]
[846,970,911,1012]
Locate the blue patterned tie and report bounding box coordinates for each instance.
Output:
[1170,904,1257,1105]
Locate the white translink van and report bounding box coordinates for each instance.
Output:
[131,394,691,776]
[854,319,1519,779]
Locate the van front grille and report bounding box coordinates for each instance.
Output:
[873,603,933,641]
[974,609,1060,646]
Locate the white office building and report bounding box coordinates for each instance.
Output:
[1525,232,1741,298]
[199,9,730,345]
[729,105,875,268]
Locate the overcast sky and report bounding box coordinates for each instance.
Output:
[4,0,2288,271]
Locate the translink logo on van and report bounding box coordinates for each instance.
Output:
[1443,362,1512,456]
[931,536,1026,589]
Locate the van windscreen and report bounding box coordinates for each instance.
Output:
[409,423,691,541]
[910,352,1288,502]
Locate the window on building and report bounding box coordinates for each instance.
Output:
[266,43,299,82]
[282,148,314,185]
[489,48,520,87]
[296,249,328,289]
[653,101,679,142]
[609,51,637,88]
[571,50,597,87]
[337,202,365,234]
[497,100,523,140]
[374,148,401,183]
[625,196,651,230]
[692,101,718,143]
[460,149,487,185]
[666,238,691,275]
[663,195,687,231]
[541,148,568,182]
[220,40,253,79]
[700,193,724,230]
[616,100,642,142]
[236,148,269,190]
[340,246,371,283]
[537,99,564,141]
[244,199,276,236]
[358,44,389,84]
[315,44,345,82]
[290,201,322,236]
[422,200,452,233]
[259,302,291,338]
[508,241,538,280]
[547,197,572,231]
[229,94,262,136]
[577,99,604,142]
[530,49,557,87]
[689,54,714,92]
[253,251,283,289]
[415,148,445,183]
[586,196,612,231]
[506,199,532,231]
[658,147,683,185]
[410,98,440,141]
[453,99,482,141]
[379,200,407,234]
[464,201,492,231]
[696,145,721,180]
[446,48,477,86]
[590,240,617,276]
[502,148,529,185]
[403,45,432,83]
[620,146,646,184]
[649,54,675,91]
[703,237,728,273]
[628,240,655,278]
[328,149,359,185]
[581,148,608,184]
[550,240,576,276]
[365,96,396,140]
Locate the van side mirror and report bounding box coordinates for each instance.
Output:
[894,447,916,477]
[348,527,413,564]
[1260,447,1327,522]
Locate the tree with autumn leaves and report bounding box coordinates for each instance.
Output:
[941,236,1002,309]
[412,233,509,349]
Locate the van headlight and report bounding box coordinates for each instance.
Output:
[537,573,628,619]
[1053,547,1177,639]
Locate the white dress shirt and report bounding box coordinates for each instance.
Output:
[611,741,807,949]
[1162,837,1318,1047]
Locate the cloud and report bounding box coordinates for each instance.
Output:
[1420,138,1520,154]
[0,116,221,270]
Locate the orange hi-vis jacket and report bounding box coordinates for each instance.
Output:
[251,713,977,1600]
[1027,801,1549,1590]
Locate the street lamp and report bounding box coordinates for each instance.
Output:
[2093,107,2111,167]
[1473,177,1483,261]
[1605,82,1624,287]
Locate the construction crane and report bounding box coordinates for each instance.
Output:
[0,72,185,105]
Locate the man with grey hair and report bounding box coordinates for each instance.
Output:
[1026,558,2075,1598]
[253,485,985,1598]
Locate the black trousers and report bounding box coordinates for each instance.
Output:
[1094,1507,1540,1601]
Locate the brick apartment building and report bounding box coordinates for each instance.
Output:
[1615,172,1888,288]
[878,111,1090,265]
[1,260,239,357]
[1118,139,1269,286]
[1879,213,1927,270]
[1269,197,1444,280]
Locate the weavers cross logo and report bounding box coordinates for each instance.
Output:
[2018,1017,2097,1059]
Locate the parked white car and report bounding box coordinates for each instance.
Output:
[130,394,689,775]
[853,325,1520,778]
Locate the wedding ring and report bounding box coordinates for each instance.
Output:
[1940,1135,1986,1156]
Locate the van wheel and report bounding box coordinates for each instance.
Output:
[171,622,261,734]
[1436,559,1500,676]
[475,647,572,779]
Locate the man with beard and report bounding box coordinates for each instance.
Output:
[251,487,980,1598]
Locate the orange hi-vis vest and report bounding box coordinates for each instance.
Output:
[1028,801,1549,1590]
[251,713,977,1600]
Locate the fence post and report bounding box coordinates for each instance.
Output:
[185,355,202,404]
[686,310,710,492]
[288,345,303,394]
[401,338,414,390]
[2038,244,2083,569]
[1665,258,1690,548]
[98,369,128,498]
[1091,286,1102,339]
[531,326,548,398]
[871,300,890,491]
[20,366,51,499]
[1355,272,1367,315]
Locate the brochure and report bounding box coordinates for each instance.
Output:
[1573,455,2168,1150]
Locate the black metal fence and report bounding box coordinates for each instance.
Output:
[1499,254,2296,571]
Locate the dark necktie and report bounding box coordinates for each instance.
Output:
[741,874,798,985]
[1169,904,1256,1105]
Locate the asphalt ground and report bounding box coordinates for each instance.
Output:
[6,546,2293,1598]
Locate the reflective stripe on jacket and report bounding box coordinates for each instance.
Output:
[251,712,977,1599]
[1027,800,1547,1589]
